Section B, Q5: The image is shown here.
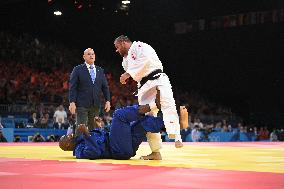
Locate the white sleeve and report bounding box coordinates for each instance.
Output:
[122,58,128,72]
[125,44,149,82]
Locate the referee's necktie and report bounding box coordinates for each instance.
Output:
[90,65,96,83]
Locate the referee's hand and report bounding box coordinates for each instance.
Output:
[69,102,76,114]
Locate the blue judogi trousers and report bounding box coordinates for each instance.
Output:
[110,105,164,159]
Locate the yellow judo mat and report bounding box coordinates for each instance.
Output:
[0,142,284,173]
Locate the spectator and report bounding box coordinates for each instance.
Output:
[32,133,45,142]
[14,135,21,142]
[228,125,232,132]
[0,118,4,129]
[191,125,200,142]
[46,135,56,142]
[181,127,191,142]
[27,111,38,127]
[194,118,204,129]
[203,124,214,141]
[221,125,229,132]
[259,127,269,140]
[253,126,259,141]
[53,105,67,124]
[0,130,7,142]
[187,115,195,130]
[278,129,284,141]
[270,129,278,141]
[214,122,222,132]
[36,113,49,128]
[53,117,69,129]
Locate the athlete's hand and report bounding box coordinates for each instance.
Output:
[69,102,76,114]
[120,72,131,84]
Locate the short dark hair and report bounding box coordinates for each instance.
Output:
[59,134,75,151]
[114,35,131,43]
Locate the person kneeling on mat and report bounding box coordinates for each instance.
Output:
[59,103,188,160]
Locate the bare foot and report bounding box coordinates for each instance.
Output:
[140,152,162,160]
[175,140,183,148]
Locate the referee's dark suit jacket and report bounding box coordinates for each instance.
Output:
[69,63,110,108]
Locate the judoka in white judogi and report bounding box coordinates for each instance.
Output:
[114,36,183,155]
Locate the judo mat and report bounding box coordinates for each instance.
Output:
[0,142,284,189]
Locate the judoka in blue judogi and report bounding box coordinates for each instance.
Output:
[59,104,165,160]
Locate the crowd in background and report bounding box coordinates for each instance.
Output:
[0,31,283,142]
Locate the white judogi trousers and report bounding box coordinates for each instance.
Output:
[138,73,182,152]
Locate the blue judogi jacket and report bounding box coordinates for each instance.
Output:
[74,129,111,159]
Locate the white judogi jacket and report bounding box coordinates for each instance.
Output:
[122,41,166,102]
[122,41,163,83]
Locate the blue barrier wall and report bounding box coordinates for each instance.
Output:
[208,132,239,142]
[2,128,259,142]
[179,130,258,142]
[2,128,14,142]
[2,128,67,142]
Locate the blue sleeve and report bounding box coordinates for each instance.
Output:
[74,134,103,159]
[140,116,164,133]
[112,105,140,123]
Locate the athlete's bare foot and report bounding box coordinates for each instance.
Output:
[175,140,183,148]
[140,152,162,160]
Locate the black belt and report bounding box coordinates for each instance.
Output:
[133,69,163,95]
[139,69,163,89]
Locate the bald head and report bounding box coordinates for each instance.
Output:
[84,48,93,54]
[83,48,95,65]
